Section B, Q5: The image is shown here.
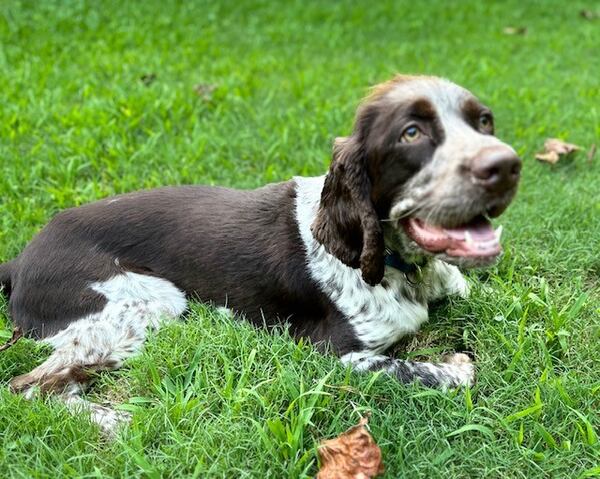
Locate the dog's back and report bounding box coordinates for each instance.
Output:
[4,182,329,339]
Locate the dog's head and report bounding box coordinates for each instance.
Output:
[311,75,521,285]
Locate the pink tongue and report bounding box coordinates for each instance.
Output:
[444,217,496,241]
[403,216,502,259]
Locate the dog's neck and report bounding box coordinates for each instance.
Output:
[383,249,424,274]
[382,223,429,276]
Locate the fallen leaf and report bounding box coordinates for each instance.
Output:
[140,73,157,86]
[317,416,384,479]
[535,138,581,164]
[193,83,217,101]
[535,151,560,164]
[503,26,528,35]
[580,9,599,20]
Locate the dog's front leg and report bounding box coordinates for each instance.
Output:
[341,351,474,388]
[426,260,470,302]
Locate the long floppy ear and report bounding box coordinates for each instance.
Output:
[311,136,385,286]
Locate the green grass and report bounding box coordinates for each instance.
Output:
[1,0,599,477]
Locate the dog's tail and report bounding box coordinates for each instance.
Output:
[0,259,14,297]
[0,259,22,352]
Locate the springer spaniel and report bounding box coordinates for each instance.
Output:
[0,75,521,433]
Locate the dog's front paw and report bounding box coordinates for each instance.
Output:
[442,353,475,387]
[449,273,471,299]
[431,262,471,300]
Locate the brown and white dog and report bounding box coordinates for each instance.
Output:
[0,75,521,433]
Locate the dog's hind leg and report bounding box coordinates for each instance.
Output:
[9,273,187,435]
[341,351,475,388]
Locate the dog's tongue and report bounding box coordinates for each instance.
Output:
[444,216,497,241]
[403,216,502,258]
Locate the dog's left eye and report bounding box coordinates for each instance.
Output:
[400,125,422,143]
[478,114,494,133]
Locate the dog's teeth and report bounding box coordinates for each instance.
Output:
[495,225,503,241]
[464,231,474,244]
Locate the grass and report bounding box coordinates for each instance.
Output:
[0,0,599,477]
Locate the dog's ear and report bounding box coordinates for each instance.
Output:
[311,135,384,286]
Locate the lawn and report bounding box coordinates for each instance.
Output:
[1,0,599,477]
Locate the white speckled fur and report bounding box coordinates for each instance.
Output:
[339,351,474,388]
[19,272,187,435]
[294,176,469,353]
[388,78,516,166]
[387,77,517,234]
[426,260,471,301]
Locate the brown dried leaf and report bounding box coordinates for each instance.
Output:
[193,83,217,101]
[580,9,599,20]
[535,138,581,164]
[317,416,384,479]
[503,26,528,35]
[535,151,560,164]
[140,73,157,86]
[545,138,581,155]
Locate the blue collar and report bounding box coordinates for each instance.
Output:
[384,250,422,275]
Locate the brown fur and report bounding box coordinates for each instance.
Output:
[311,136,385,285]
[10,360,118,395]
[311,75,432,285]
[364,74,419,102]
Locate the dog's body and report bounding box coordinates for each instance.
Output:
[0,75,521,434]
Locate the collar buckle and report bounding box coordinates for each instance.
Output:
[384,249,424,285]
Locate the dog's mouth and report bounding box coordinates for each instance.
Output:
[401,215,502,260]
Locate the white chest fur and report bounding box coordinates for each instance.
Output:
[294,176,468,353]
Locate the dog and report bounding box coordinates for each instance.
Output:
[0,75,521,434]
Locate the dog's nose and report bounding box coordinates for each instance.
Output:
[471,147,521,193]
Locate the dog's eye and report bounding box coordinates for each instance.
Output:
[478,114,494,132]
[400,125,422,143]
